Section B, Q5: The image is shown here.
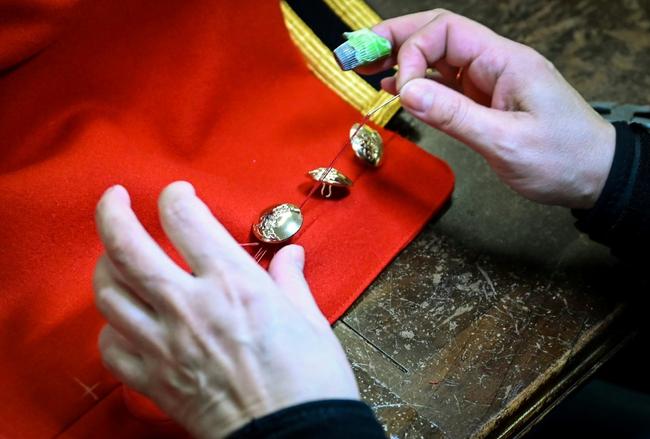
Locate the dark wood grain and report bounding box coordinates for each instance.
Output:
[333,1,650,437]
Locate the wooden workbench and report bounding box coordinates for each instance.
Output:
[336,1,650,437]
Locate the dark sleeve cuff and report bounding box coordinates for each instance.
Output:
[228,400,386,439]
[572,122,650,259]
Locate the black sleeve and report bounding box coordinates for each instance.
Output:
[572,122,650,259]
[227,400,386,439]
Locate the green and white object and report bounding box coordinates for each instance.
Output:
[333,28,392,71]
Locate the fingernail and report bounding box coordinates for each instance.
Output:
[171,181,196,196]
[108,185,130,205]
[401,80,434,113]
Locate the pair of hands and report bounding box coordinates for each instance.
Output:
[94,10,615,439]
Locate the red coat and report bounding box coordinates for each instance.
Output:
[0,1,453,436]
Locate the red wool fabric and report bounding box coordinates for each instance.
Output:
[0,1,454,437]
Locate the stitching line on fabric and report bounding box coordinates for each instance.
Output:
[52,383,122,438]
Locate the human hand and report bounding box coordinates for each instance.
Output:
[93,182,359,438]
[361,10,615,209]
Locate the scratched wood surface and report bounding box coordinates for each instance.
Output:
[334,1,650,438]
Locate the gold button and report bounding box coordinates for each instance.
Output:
[350,123,383,167]
[252,203,303,244]
[308,167,353,198]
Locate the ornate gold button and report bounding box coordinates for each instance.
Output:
[308,167,352,198]
[350,123,383,167]
[252,203,303,244]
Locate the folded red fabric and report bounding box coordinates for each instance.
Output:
[0,1,453,436]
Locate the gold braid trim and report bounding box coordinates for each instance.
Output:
[280,1,399,127]
[323,0,381,29]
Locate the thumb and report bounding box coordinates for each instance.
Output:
[268,245,326,323]
[400,78,516,156]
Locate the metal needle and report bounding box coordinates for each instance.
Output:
[365,93,401,119]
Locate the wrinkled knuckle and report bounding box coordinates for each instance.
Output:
[492,135,519,162]
[435,98,468,132]
[524,47,556,73]
[221,272,271,307]
[237,286,264,308]
[207,250,241,274]
[543,57,557,74]
[131,313,157,336]
[102,229,135,268]
[92,261,107,294]
[491,124,528,164]
[431,8,451,18]
[141,270,168,291]
[407,33,426,52]
[170,340,203,366]
[400,38,424,63]
[144,273,185,307]
[100,349,121,375]
[222,273,257,301]
[98,327,114,354]
[433,9,462,27]
[163,196,190,221]
[212,256,261,282]
[94,286,113,315]
[477,48,508,79]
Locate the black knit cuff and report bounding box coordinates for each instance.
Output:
[228,400,386,439]
[573,122,650,258]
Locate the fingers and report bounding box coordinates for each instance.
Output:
[380,76,397,95]
[356,10,442,75]
[395,12,503,90]
[380,64,460,96]
[95,186,191,307]
[94,256,166,355]
[99,325,148,391]
[358,10,512,94]
[268,245,327,324]
[158,181,260,277]
[400,78,525,155]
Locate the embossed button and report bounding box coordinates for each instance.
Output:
[350,123,383,167]
[308,167,353,198]
[252,203,303,244]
